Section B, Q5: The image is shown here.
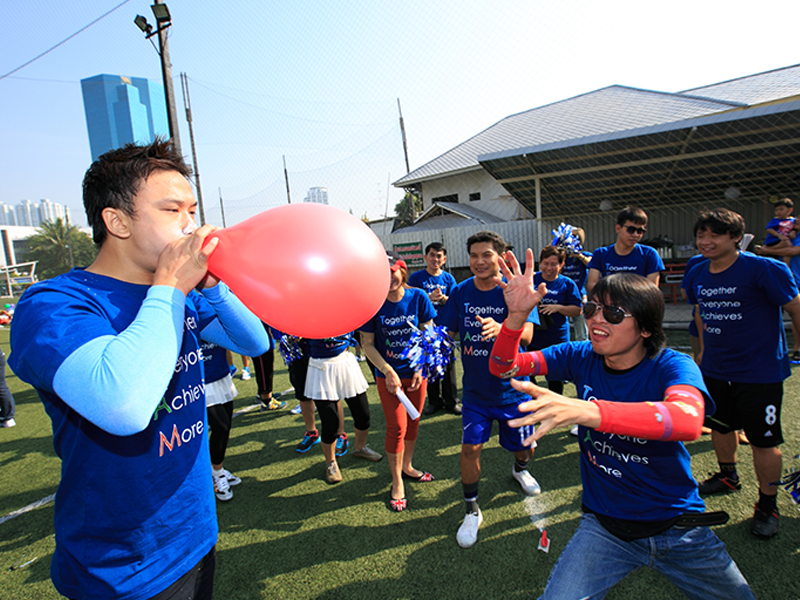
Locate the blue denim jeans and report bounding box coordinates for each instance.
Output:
[540,513,755,600]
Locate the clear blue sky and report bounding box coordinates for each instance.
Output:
[2,0,799,226]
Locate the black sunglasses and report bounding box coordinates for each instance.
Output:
[624,225,647,235]
[583,301,633,325]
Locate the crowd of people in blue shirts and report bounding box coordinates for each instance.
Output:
[6,137,798,600]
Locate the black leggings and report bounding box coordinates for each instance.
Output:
[252,346,274,397]
[288,355,310,402]
[314,393,370,444]
[207,402,233,465]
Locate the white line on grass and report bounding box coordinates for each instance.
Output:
[0,493,55,525]
[1,387,298,525]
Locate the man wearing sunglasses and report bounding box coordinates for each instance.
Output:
[488,255,756,600]
[586,206,664,296]
[684,208,800,541]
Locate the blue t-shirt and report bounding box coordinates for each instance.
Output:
[201,341,230,383]
[307,334,355,359]
[359,287,437,378]
[532,273,582,349]
[588,244,665,279]
[789,236,800,286]
[8,270,217,600]
[680,255,708,338]
[561,251,592,296]
[408,268,457,322]
[684,251,798,383]
[542,343,712,521]
[440,277,539,406]
[764,216,796,245]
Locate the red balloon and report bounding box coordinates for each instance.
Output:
[206,204,390,338]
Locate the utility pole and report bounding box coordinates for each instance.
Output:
[397,98,410,174]
[154,0,181,157]
[180,72,204,224]
[283,155,292,204]
[218,188,227,228]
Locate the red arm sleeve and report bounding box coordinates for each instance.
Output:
[489,321,548,378]
[592,384,705,441]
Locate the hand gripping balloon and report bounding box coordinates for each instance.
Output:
[205,204,390,338]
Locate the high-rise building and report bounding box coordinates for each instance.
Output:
[15,200,39,228]
[0,200,70,227]
[304,187,329,204]
[0,205,17,227]
[81,74,169,162]
[38,199,65,223]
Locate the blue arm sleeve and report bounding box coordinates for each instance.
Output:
[197,283,271,356]
[52,286,185,436]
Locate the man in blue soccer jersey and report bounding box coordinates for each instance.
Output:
[685,208,800,540]
[408,242,461,415]
[586,206,664,296]
[439,231,541,549]
[9,141,270,600]
[756,237,800,362]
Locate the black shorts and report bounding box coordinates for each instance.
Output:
[703,377,783,448]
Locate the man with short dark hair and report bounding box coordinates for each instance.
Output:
[9,140,269,600]
[489,256,756,600]
[586,206,664,296]
[439,230,541,549]
[409,242,460,415]
[684,208,800,540]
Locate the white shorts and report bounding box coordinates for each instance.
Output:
[305,351,369,401]
[205,373,238,407]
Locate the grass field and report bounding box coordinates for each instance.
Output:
[1,327,798,600]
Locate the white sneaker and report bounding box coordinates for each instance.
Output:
[512,467,541,495]
[219,468,241,486]
[290,403,303,415]
[570,424,579,436]
[457,510,483,548]
[241,368,251,381]
[213,474,233,501]
[1,418,15,428]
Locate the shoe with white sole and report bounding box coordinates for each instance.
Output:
[218,468,241,486]
[512,467,541,495]
[457,510,483,548]
[213,474,233,501]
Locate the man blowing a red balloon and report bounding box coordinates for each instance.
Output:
[9,139,270,600]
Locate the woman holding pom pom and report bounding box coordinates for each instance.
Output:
[359,251,437,511]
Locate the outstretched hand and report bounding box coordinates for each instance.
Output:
[494,249,547,325]
[508,378,601,446]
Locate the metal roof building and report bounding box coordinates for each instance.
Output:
[390,64,800,254]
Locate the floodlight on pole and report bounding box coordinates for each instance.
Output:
[133,1,182,158]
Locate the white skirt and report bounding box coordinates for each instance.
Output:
[305,351,369,401]
[205,373,239,407]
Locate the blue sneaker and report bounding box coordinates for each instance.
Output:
[335,433,349,457]
[296,430,320,453]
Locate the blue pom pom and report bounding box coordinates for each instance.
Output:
[278,335,304,365]
[550,222,582,254]
[779,454,800,508]
[398,323,455,382]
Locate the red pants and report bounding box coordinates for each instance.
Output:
[377,377,427,454]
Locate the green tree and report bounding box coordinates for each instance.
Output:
[394,191,422,228]
[23,218,97,280]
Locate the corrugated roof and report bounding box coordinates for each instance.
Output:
[392,202,505,233]
[681,63,800,106]
[477,99,800,218]
[394,86,739,187]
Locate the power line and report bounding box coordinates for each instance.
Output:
[0,0,133,81]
